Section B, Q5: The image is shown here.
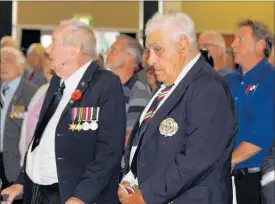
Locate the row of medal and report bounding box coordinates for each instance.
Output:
[10,105,26,119]
[69,107,100,131]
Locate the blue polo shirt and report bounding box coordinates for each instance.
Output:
[225,59,275,169]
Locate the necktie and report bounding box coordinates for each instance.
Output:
[131,85,173,178]
[0,85,9,108]
[28,71,35,81]
[31,82,65,151]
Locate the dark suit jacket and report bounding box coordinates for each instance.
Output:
[122,56,238,204]
[16,61,126,204]
[3,78,37,183]
[28,69,47,87]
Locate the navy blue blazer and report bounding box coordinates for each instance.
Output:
[122,56,238,204]
[16,61,126,204]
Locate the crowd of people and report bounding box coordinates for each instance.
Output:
[0,11,274,204]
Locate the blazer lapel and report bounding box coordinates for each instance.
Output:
[9,79,24,106]
[140,56,206,151]
[59,61,99,121]
[7,79,25,123]
[37,75,60,123]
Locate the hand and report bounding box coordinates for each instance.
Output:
[65,197,85,204]
[131,188,146,204]
[118,181,134,204]
[1,184,23,204]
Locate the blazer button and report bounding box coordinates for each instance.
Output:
[57,133,63,137]
[57,157,64,160]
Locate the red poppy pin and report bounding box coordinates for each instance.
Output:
[71,89,82,101]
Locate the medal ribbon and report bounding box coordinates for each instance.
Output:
[77,107,82,123]
[71,107,77,122]
[82,107,87,121]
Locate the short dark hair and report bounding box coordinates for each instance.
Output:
[238,19,273,58]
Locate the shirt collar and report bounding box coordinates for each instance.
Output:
[2,76,22,93]
[124,73,138,89]
[62,60,93,90]
[241,58,269,81]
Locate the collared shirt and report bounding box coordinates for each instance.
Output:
[123,74,152,131]
[26,61,92,185]
[225,59,275,169]
[0,76,22,151]
[122,54,201,186]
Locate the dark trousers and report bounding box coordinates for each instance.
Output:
[31,183,61,204]
[234,170,262,204]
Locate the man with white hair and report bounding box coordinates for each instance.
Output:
[0,47,37,191]
[106,34,151,147]
[1,36,20,49]
[199,30,233,76]
[1,19,126,204]
[118,12,237,204]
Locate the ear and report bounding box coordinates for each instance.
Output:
[18,64,24,75]
[72,46,81,57]
[177,35,190,56]
[256,39,265,53]
[217,46,223,57]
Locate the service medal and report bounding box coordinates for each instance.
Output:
[89,107,100,131]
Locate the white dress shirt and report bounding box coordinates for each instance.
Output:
[122,54,201,187]
[26,61,92,185]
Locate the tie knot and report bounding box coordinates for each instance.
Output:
[161,84,174,93]
[58,82,65,92]
[2,85,10,96]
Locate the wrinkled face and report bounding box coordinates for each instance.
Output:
[46,27,75,77]
[146,67,158,85]
[105,39,131,71]
[27,52,42,70]
[146,31,185,86]
[231,26,264,65]
[198,35,221,58]
[0,51,22,81]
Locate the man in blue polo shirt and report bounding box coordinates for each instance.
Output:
[225,20,274,204]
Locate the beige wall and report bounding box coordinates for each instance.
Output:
[163,1,182,14]
[17,1,140,30]
[182,1,274,34]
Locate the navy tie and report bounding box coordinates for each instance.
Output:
[131,85,173,178]
[31,82,65,151]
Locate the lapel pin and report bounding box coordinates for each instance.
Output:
[81,82,85,87]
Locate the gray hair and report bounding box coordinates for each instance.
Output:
[238,19,273,58]
[1,47,26,66]
[145,11,197,44]
[0,36,19,49]
[116,34,143,68]
[199,30,226,52]
[60,19,97,58]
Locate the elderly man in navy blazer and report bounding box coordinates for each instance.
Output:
[118,12,238,204]
[1,20,126,204]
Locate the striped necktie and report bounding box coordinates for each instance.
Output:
[131,84,173,178]
[0,85,9,108]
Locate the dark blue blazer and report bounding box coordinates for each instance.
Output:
[122,56,238,204]
[17,61,126,204]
